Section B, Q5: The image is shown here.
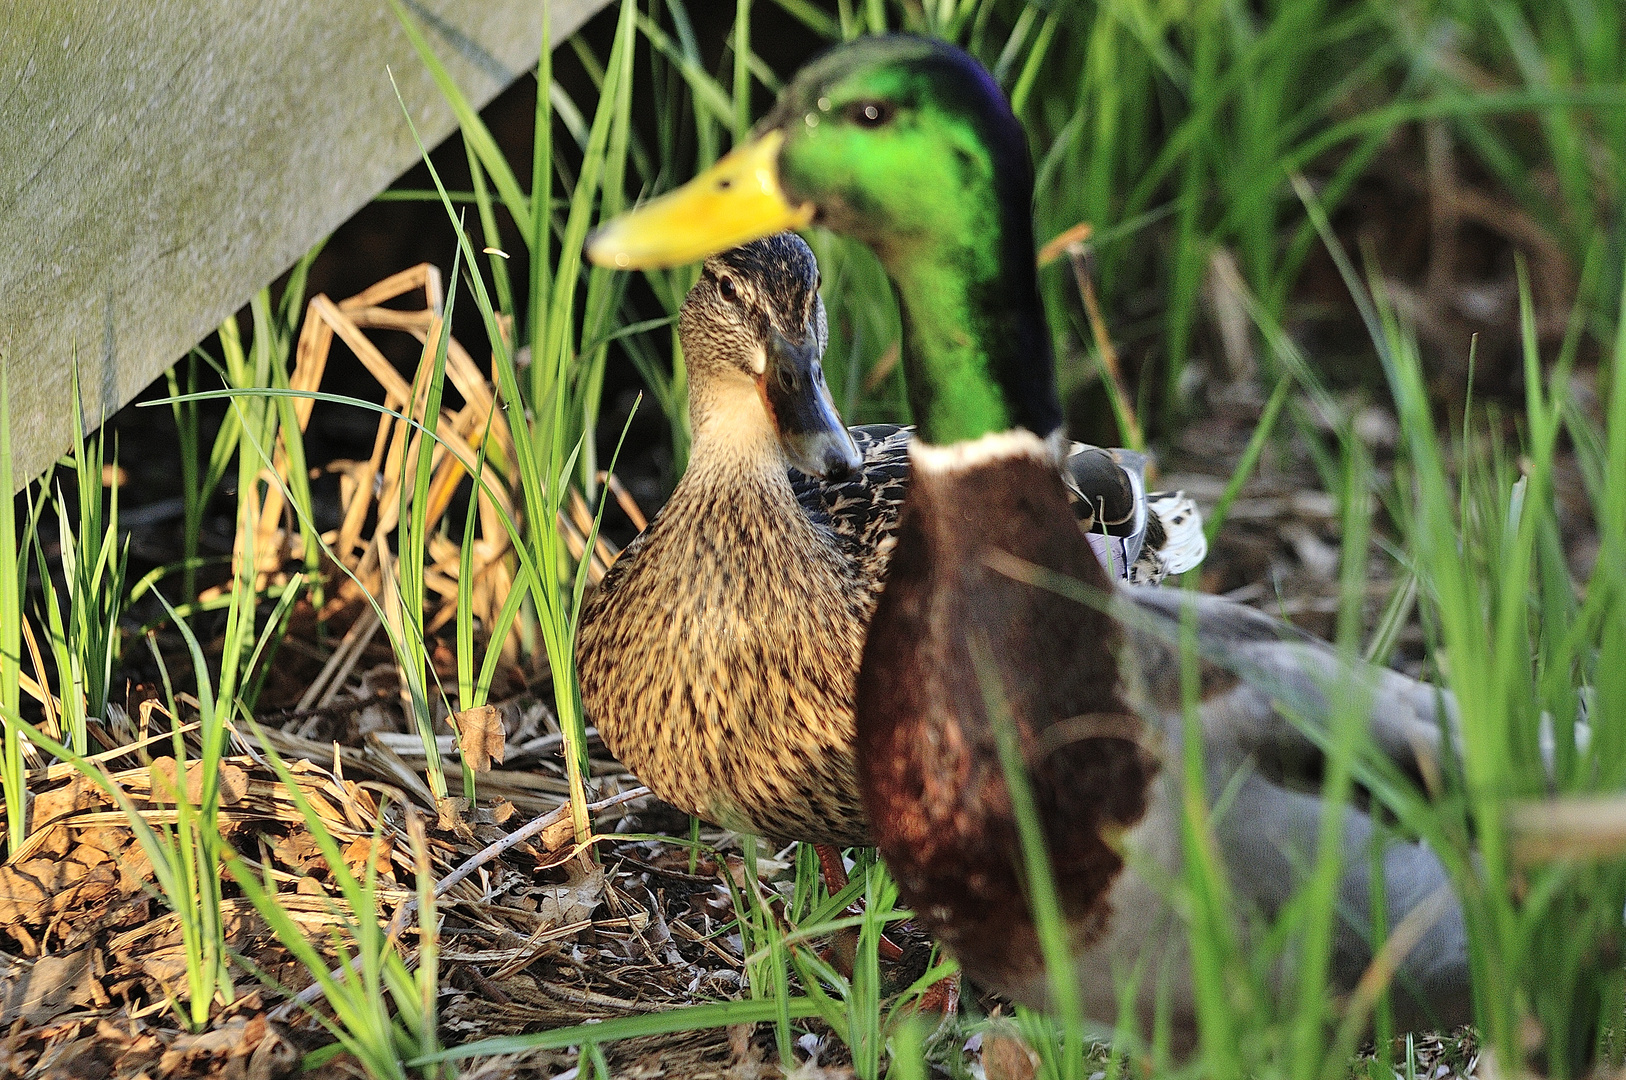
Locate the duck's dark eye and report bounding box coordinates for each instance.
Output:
[717,275,738,302]
[844,99,895,128]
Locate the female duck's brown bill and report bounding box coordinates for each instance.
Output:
[760,324,860,480]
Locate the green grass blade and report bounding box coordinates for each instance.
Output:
[0,368,23,853]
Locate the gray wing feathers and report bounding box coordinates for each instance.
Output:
[1118,585,1455,776]
[1119,585,1472,1030]
[1212,769,1472,1031]
[1065,444,1207,584]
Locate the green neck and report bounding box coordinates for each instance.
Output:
[879,224,1054,445]
[771,41,1064,446]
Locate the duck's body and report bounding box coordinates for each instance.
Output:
[587,34,1471,1050]
[860,430,1468,1046]
[578,416,895,846]
[576,234,873,845]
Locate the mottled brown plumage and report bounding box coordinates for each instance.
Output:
[576,233,880,845]
[577,452,878,843]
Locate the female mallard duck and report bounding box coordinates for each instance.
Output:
[577,231,1201,853]
[576,233,873,848]
[587,35,1470,1048]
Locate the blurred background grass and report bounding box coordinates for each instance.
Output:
[116,0,1624,518]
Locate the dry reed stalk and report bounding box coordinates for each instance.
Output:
[191,265,643,747]
[1045,223,1145,453]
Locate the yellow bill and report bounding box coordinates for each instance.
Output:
[586,130,815,270]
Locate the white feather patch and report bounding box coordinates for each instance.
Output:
[1147,491,1207,574]
[908,428,1058,473]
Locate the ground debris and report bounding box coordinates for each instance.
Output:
[0,1007,298,1080]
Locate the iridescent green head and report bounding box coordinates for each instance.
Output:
[588,35,1061,446]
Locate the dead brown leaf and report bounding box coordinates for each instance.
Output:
[158,1014,295,1079]
[0,859,118,924]
[451,703,505,772]
[136,942,193,989]
[28,775,103,830]
[342,835,394,880]
[537,861,605,928]
[115,843,154,894]
[982,1030,1041,1080]
[0,950,99,1025]
[271,830,321,873]
[436,795,469,831]
[146,758,249,806]
[69,843,111,871]
[536,813,576,852]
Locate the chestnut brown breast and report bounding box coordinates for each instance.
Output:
[854,438,1159,997]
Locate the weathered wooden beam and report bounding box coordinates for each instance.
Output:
[0,0,613,489]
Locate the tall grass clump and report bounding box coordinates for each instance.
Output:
[123,306,317,1027]
[144,255,576,1058]
[1368,274,1626,1079]
[1082,230,1626,1080]
[148,249,321,615]
[156,260,495,806]
[228,728,443,1079]
[376,260,462,805]
[389,0,656,841]
[4,405,298,1028]
[3,262,327,1025]
[28,370,128,758]
[1267,187,1626,1078]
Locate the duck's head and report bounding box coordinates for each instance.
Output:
[681,232,861,479]
[590,35,1061,447]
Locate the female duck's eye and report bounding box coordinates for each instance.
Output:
[845,99,895,128]
[717,275,738,302]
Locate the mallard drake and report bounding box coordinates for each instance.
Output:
[586,34,1470,1048]
[578,231,1201,852]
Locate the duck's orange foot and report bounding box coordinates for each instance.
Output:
[812,843,907,966]
[911,972,961,1018]
[817,923,908,976]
